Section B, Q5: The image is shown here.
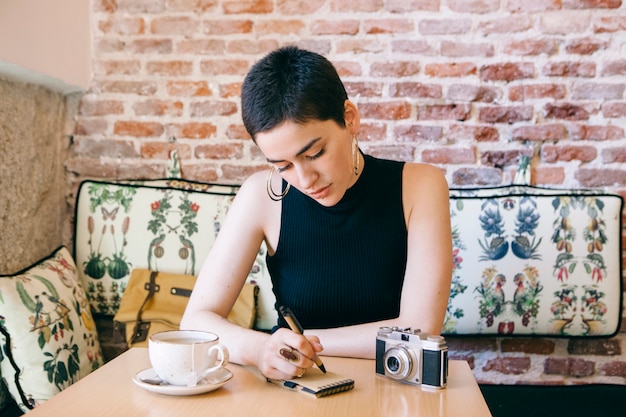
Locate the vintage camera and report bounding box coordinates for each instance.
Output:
[375,327,448,389]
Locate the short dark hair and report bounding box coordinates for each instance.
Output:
[241,46,349,140]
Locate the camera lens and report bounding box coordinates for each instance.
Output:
[383,346,413,380]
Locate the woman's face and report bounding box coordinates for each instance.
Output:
[255,113,358,207]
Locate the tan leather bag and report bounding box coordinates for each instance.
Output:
[113,269,258,348]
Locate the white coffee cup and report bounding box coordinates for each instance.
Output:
[148,330,229,387]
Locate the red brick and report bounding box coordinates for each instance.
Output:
[542,145,598,163]
[570,124,624,141]
[566,37,608,54]
[168,122,217,139]
[545,103,591,121]
[276,0,324,14]
[225,124,251,140]
[422,148,475,164]
[479,106,533,124]
[501,338,556,354]
[221,163,264,182]
[140,142,182,159]
[418,104,471,121]
[544,358,595,377]
[133,100,184,117]
[533,166,566,185]
[79,99,124,116]
[507,0,561,12]
[330,0,384,12]
[334,61,364,77]
[98,16,145,35]
[370,62,420,78]
[480,62,535,81]
[368,146,415,161]
[594,15,626,33]
[394,125,443,142]
[448,353,476,369]
[146,61,193,76]
[195,143,244,159]
[602,102,626,118]
[424,62,477,77]
[574,83,625,100]
[482,357,531,375]
[310,19,360,35]
[114,121,164,137]
[74,119,108,136]
[385,0,438,12]
[441,41,494,57]
[226,39,280,54]
[503,39,558,56]
[358,102,412,120]
[480,15,532,34]
[391,40,437,56]
[449,125,500,142]
[93,60,141,76]
[95,39,125,54]
[220,83,242,98]
[203,19,253,35]
[602,147,626,163]
[419,19,472,35]
[151,16,199,35]
[542,61,596,77]
[167,81,212,97]
[509,84,566,101]
[66,157,165,179]
[336,39,385,54]
[564,0,622,9]
[190,101,238,117]
[481,150,529,168]
[445,337,499,353]
[575,169,626,187]
[180,163,220,183]
[540,12,591,34]
[74,138,138,158]
[447,85,500,103]
[602,59,626,76]
[255,19,305,35]
[344,82,383,97]
[129,39,173,54]
[177,39,225,55]
[389,82,441,99]
[452,167,503,186]
[598,361,626,377]
[363,19,414,34]
[95,0,116,13]
[223,0,273,14]
[358,123,387,142]
[117,0,165,13]
[95,81,158,95]
[167,0,218,13]
[447,0,499,12]
[200,59,250,76]
[512,124,567,141]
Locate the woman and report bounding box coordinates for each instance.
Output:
[181,46,452,381]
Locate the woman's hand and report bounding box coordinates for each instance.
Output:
[255,328,323,380]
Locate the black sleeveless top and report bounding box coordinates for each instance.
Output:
[267,154,408,329]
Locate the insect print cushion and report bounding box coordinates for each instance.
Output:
[443,186,623,337]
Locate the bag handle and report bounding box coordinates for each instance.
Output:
[130,270,159,344]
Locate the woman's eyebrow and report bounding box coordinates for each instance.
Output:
[265,137,322,163]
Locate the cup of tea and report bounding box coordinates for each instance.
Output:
[148,330,229,387]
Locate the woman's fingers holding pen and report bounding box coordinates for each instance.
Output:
[258,329,317,379]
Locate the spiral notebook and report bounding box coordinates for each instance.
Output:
[268,368,355,398]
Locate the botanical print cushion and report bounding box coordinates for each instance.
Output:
[0,246,104,412]
[443,186,623,337]
[73,179,277,330]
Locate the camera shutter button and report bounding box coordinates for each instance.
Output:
[427,336,444,342]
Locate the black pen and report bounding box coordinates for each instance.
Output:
[278,306,327,373]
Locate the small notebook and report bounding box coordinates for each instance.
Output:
[268,368,355,398]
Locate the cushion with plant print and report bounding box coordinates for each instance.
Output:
[73,178,277,330]
[443,185,623,337]
[0,246,104,413]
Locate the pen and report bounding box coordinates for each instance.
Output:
[278,306,327,373]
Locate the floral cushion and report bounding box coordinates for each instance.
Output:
[443,186,623,337]
[73,179,276,330]
[0,246,104,412]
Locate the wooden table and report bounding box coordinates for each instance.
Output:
[27,348,492,417]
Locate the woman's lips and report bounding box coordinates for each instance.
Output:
[308,184,331,199]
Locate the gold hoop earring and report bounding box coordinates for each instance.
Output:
[352,135,360,176]
[266,166,290,201]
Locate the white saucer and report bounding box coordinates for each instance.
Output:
[132,367,233,396]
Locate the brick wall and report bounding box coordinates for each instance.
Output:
[70,0,626,385]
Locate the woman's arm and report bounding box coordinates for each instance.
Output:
[305,163,453,359]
